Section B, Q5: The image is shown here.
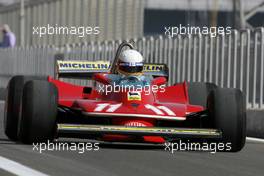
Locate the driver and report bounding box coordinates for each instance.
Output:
[117,49,144,76]
[108,49,151,87]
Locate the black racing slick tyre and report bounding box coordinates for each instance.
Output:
[4,76,26,141]
[188,82,217,107]
[4,75,47,141]
[18,80,58,144]
[208,88,246,152]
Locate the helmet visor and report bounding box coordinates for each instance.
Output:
[118,62,143,73]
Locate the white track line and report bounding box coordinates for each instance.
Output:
[0,156,49,176]
[246,137,264,143]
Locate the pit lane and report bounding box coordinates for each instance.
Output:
[0,101,263,176]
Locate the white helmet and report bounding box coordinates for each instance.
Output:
[117,49,144,76]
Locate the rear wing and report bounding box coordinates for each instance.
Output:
[56,60,169,79]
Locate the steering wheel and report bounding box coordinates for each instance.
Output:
[110,41,134,74]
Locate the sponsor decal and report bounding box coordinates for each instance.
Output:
[143,64,164,71]
[125,122,146,127]
[57,61,166,72]
[127,92,141,101]
[58,60,110,70]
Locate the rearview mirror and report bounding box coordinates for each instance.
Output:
[151,77,167,86]
[93,73,110,85]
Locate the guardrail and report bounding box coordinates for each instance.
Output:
[0,28,263,109]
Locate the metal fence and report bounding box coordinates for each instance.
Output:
[0,0,144,46]
[0,46,56,87]
[0,28,263,109]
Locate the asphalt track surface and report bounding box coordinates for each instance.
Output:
[0,101,263,176]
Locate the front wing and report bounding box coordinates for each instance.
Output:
[57,124,222,139]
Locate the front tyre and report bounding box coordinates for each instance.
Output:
[18,80,58,144]
[208,88,246,152]
[4,76,48,141]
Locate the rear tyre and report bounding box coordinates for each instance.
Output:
[188,82,217,107]
[18,80,58,144]
[208,88,246,152]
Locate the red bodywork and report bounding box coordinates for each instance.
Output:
[48,75,204,143]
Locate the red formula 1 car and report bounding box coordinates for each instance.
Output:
[4,42,246,152]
